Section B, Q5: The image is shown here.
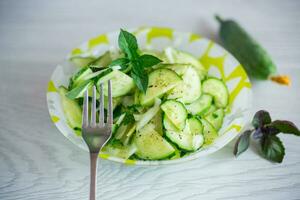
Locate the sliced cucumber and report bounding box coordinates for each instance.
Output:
[139,69,181,106]
[66,80,93,99]
[201,119,218,145]
[169,145,181,160]
[69,56,95,68]
[164,116,192,151]
[102,142,136,159]
[161,100,187,130]
[90,51,113,68]
[164,47,207,80]
[121,124,136,145]
[59,86,82,130]
[205,108,224,131]
[202,78,229,108]
[148,109,163,135]
[97,70,135,97]
[167,67,201,103]
[185,94,213,115]
[134,124,175,160]
[136,98,161,131]
[188,117,203,135]
[163,63,190,76]
[188,117,204,150]
[114,123,129,140]
[164,117,203,151]
[69,67,93,89]
[202,104,217,116]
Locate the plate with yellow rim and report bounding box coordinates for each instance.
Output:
[47,27,252,166]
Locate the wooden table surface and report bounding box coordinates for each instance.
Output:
[1,0,300,199]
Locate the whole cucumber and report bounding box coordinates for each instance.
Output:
[215,15,277,80]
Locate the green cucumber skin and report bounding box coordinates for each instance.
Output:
[216,16,277,80]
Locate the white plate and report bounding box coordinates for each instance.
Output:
[47,27,252,165]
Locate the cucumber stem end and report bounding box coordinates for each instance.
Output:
[270,75,291,86]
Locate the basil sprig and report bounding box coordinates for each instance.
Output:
[109,29,162,93]
[234,110,300,163]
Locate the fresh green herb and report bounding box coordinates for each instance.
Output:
[234,110,300,163]
[109,29,162,93]
[108,58,130,70]
[123,112,135,125]
[138,54,162,68]
[233,130,252,156]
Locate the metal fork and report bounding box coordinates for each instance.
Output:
[82,81,113,200]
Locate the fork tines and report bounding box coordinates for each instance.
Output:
[82,80,113,128]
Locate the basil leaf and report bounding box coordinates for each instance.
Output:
[261,135,285,163]
[139,54,162,68]
[267,120,300,136]
[118,29,138,60]
[252,110,272,128]
[109,58,129,70]
[131,71,148,94]
[253,128,263,139]
[234,130,252,156]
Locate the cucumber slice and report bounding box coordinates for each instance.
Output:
[66,80,93,99]
[58,86,82,130]
[163,63,190,76]
[169,145,181,160]
[139,69,181,106]
[161,100,187,130]
[202,104,217,116]
[148,109,163,135]
[121,124,136,145]
[164,47,207,80]
[69,67,93,89]
[90,51,113,68]
[201,119,218,145]
[164,116,192,151]
[97,70,135,97]
[205,108,225,131]
[102,142,136,159]
[185,94,213,115]
[188,117,203,135]
[164,117,203,151]
[136,98,161,130]
[134,124,175,160]
[188,118,204,150]
[202,78,229,108]
[69,56,95,68]
[167,67,201,103]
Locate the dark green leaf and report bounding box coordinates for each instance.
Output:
[118,29,138,60]
[234,130,252,156]
[267,120,300,136]
[252,110,272,128]
[108,58,130,70]
[139,54,162,68]
[253,128,263,139]
[261,135,285,163]
[131,59,144,74]
[131,71,148,93]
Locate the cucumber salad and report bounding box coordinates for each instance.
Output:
[59,30,229,160]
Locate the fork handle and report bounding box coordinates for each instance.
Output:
[89,153,99,200]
